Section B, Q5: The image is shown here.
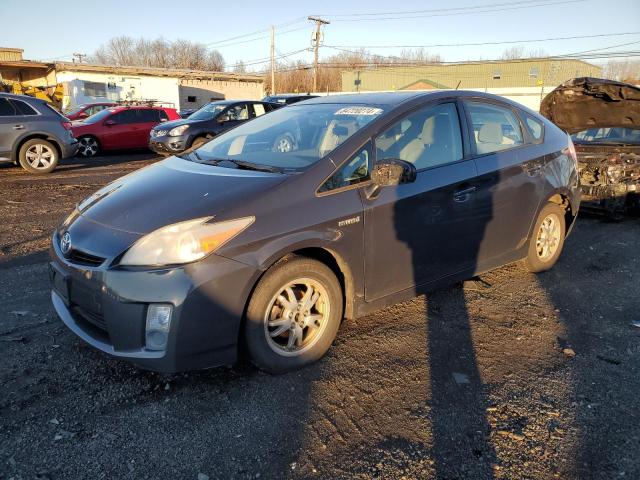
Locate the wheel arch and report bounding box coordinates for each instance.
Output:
[546,191,576,236]
[12,134,62,164]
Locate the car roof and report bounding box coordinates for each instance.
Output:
[299,91,433,106]
[0,92,45,103]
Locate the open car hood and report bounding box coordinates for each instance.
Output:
[540,77,640,134]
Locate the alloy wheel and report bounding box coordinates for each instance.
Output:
[25,144,55,170]
[263,278,330,356]
[536,213,561,261]
[79,137,99,157]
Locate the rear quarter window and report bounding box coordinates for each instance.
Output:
[524,115,544,143]
[10,99,39,116]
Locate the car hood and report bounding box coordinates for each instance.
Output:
[75,156,286,235]
[153,118,206,131]
[540,77,640,134]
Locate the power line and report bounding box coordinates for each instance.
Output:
[325,31,640,50]
[316,0,587,22]
[204,16,306,47]
[312,0,574,17]
[211,26,310,49]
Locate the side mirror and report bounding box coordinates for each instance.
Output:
[104,119,116,126]
[366,159,417,199]
[371,158,417,186]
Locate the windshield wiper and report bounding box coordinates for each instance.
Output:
[192,157,283,173]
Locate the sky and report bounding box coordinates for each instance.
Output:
[1,0,639,71]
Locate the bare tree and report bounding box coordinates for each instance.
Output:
[93,36,225,71]
[501,46,526,60]
[604,59,640,83]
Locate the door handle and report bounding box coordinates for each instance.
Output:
[12,124,25,130]
[453,186,477,202]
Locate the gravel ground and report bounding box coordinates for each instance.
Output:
[1,153,639,480]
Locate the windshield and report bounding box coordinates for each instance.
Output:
[571,127,640,145]
[191,103,385,170]
[188,103,227,121]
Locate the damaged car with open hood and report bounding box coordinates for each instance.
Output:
[541,77,640,218]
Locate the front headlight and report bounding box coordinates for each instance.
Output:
[168,124,189,136]
[120,216,254,266]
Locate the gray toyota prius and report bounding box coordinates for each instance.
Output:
[50,91,580,374]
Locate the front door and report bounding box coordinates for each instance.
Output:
[101,109,139,149]
[363,101,483,301]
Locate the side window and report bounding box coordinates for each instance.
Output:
[466,101,524,155]
[375,102,463,170]
[111,110,136,124]
[318,144,371,193]
[226,104,249,121]
[10,100,38,115]
[0,98,17,116]
[524,115,544,142]
[137,109,160,123]
[253,103,266,117]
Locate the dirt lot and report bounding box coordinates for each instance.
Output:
[1,153,639,480]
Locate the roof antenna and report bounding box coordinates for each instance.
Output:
[455,80,462,90]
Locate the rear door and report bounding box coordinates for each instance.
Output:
[462,99,545,265]
[101,109,138,149]
[134,109,162,147]
[363,100,484,301]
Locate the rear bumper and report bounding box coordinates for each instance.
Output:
[60,139,79,159]
[49,235,259,372]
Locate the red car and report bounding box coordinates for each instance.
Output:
[64,102,117,121]
[72,106,179,157]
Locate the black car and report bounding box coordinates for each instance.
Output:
[149,100,280,155]
[262,94,318,105]
[0,93,78,174]
[540,77,640,218]
[50,91,579,374]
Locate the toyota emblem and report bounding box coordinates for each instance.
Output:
[60,232,72,255]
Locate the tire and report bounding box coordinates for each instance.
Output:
[191,136,209,149]
[77,136,100,157]
[18,139,59,174]
[524,202,567,273]
[244,256,343,374]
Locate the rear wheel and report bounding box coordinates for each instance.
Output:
[244,256,343,374]
[18,139,59,174]
[77,136,100,157]
[524,202,566,273]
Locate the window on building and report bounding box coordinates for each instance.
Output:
[187,96,197,103]
[83,81,106,97]
[529,67,539,79]
[492,69,501,80]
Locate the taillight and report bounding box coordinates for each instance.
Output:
[61,121,72,130]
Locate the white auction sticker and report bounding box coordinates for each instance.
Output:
[334,107,383,116]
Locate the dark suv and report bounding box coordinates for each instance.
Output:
[149,100,280,155]
[0,93,78,174]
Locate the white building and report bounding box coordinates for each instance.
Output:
[54,62,265,111]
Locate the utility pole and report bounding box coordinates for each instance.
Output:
[270,25,276,95]
[72,53,87,63]
[308,16,329,93]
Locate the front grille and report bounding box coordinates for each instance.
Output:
[73,305,107,331]
[67,249,105,267]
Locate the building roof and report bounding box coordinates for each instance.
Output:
[54,62,264,83]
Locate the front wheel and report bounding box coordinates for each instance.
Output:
[244,256,343,374]
[18,139,59,174]
[524,202,567,273]
[77,136,100,157]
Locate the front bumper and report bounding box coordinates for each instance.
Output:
[49,234,259,372]
[149,134,190,155]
